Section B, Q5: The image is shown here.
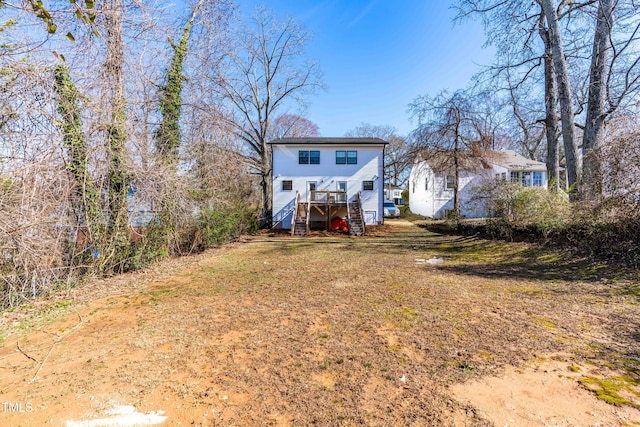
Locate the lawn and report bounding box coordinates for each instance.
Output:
[1,219,639,426]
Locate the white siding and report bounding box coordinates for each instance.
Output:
[409,163,491,219]
[272,144,385,229]
[409,155,549,219]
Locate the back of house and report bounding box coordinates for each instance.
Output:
[269,137,388,232]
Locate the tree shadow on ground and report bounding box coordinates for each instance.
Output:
[249,224,639,290]
[410,223,640,286]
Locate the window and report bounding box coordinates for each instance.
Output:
[298,150,309,164]
[510,171,520,183]
[522,172,532,186]
[425,177,429,190]
[363,180,374,191]
[310,150,320,164]
[446,175,455,190]
[336,150,357,165]
[282,180,293,191]
[533,171,543,187]
[299,150,319,165]
[347,150,357,164]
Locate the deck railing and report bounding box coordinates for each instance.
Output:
[309,190,347,204]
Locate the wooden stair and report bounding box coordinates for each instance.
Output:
[292,204,308,237]
[348,201,365,236]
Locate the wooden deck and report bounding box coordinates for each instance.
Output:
[293,191,365,236]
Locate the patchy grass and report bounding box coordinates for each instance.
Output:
[579,376,640,408]
[0,220,638,425]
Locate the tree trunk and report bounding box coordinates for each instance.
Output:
[103,0,130,272]
[539,18,560,192]
[540,0,581,196]
[260,144,272,225]
[582,0,614,199]
[453,119,460,217]
[53,64,101,262]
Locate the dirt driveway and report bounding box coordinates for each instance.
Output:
[1,219,639,426]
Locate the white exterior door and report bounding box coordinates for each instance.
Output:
[307,181,317,201]
[337,181,347,202]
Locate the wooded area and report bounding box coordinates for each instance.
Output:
[408,0,639,256]
[1,0,639,309]
[0,0,323,309]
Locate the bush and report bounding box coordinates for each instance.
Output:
[198,205,259,248]
[476,180,570,239]
[472,180,639,264]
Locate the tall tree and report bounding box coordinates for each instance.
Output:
[539,0,581,195]
[211,7,322,221]
[155,1,203,164]
[457,0,640,197]
[581,0,640,198]
[409,90,490,216]
[102,0,129,272]
[538,14,561,191]
[53,64,100,249]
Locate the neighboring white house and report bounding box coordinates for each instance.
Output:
[409,150,548,219]
[269,137,388,234]
[384,185,404,205]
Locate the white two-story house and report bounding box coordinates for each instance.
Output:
[409,149,548,219]
[269,137,388,236]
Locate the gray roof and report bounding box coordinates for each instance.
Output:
[419,150,492,172]
[485,150,547,171]
[417,149,546,172]
[268,137,388,146]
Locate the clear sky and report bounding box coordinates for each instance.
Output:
[236,1,495,137]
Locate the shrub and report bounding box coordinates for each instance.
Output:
[475,180,570,239]
[198,205,259,248]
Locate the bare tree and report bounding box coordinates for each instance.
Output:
[409,90,492,216]
[581,0,640,199]
[537,13,562,191]
[268,113,320,139]
[457,0,640,198]
[210,7,322,222]
[539,0,582,195]
[344,123,411,188]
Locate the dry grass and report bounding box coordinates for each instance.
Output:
[0,219,639,426]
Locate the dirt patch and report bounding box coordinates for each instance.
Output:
[1,219,639,426]
[451,354,640,426]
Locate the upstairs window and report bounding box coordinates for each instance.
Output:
[309,150,320,164]
[363,180,374,191]
[282,180,293,191]
[336,150,357,164]
[298,150,309,164]
[347,150,357,164]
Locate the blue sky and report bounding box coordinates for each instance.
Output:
[236,1,495,137]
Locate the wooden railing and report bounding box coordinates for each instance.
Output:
[309,190,347,204]
[355,192,365,235]
[306,193,311,234]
